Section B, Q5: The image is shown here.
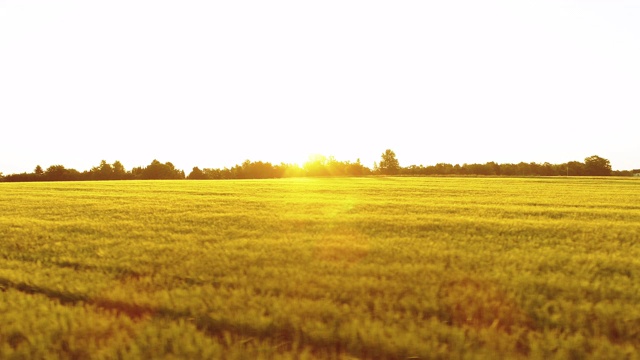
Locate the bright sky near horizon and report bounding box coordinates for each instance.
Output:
[1,1,639,174]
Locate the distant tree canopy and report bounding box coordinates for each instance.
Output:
[187,167,207,180]
[186,156,369,180]
[584,155,612,176]
[400,155,617,177]
[1,159,183,182]
[378,149,400,175]
[89,160,129,180]
[0,153,629,182]
[131,160,185,180]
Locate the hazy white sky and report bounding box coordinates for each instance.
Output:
[1,0,639,174]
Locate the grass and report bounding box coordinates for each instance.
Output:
[0,177,639,359]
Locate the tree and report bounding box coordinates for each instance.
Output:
[43,165,81,181]
[565,161,585,176]
[434,163,454,175]
[345,158,370,176]
[45,165,68,181]
[188,167,207,179]
[112,161,128,179]
[500,163,518,176]
[540,162,555,176]
[236,160,277,179]
[584,155,612,176]
[378,149,400,175]
[137,160,185,179]
[96,160,113,180]
[34,165,44,175]
[304,154,329,176]
[277,163,305,178]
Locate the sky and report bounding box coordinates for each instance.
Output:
[1,0,639,174]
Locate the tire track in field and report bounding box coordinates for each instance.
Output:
[0,275,404,359]
[0,276,152,319]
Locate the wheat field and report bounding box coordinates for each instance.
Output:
[1,177,639,359]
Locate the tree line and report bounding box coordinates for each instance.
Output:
[0,152,630,182]
[0,160,185,182]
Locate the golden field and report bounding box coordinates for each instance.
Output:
[1,177,639,359]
